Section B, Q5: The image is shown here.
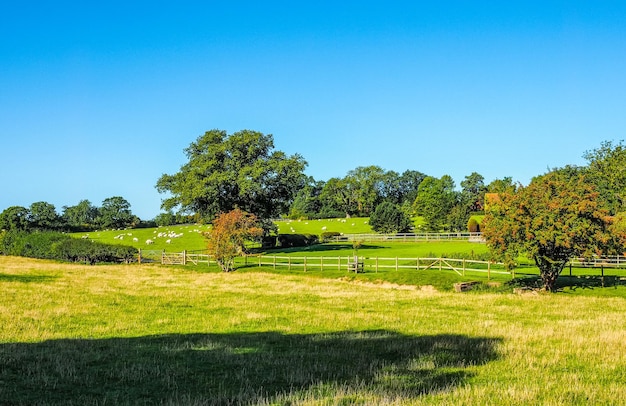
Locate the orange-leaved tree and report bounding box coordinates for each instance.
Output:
[205,209,263,272]
[482,168,622,292]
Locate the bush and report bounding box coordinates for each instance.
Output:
[260,236,277,249]
[0,230,137,264]
[468,217,480,233]
[54,238,137,264]
[321,231,341,242]
[277,234,319,248]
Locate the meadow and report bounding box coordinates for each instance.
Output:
[0,256,624,405]
[74,222,626,295]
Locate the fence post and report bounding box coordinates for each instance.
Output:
[439,258,442,272]
[273,256,276,270]
[288,256,291,271]
[304,256,307,272]
[395,257,399,271]
[462,259,465,276]
[601,265,604,287]
[376,257,379,273]
[487,261,491,280]
[162,250,165,265]
[338,256,341,271]
[138,249,142,264]
[183,250,187,265]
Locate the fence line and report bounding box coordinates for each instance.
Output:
[152,250,509,279]
[328,232,485,243]
[568,256,626,268]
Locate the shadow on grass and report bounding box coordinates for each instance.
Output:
[261,243,387,255]
[508,275,626,291]
[0,330,501,405]
[0,273,58,283]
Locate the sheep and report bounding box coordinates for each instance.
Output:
[133,237,138,242]
[166,239,171,244]
[146,239,154,245]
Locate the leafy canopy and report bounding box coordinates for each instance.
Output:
[156,129,307,221]
[482,168,620,291]
[369,201,412,234]
[205,209,263,272]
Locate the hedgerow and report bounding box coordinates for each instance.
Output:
[0,230,137,264]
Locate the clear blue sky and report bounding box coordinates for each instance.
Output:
[2,1,626,219]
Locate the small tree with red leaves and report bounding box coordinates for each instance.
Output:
[205,209,263,272]
[483,169,621,292]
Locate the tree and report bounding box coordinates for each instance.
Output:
[0,206,30,231]
[460,172,486,212]
[413,175,457,232]
[156,129,307,222]
[28,201,59,230]
[319,177,359,218]
[583,140,626,214]
[288,177,325,219]
[396,170,427,205]
[98,196,135,229]
[482,169,621,292]
[205,209,263,272]
[369,201,412,234]
[345,165,386,216]
[62,200,99,230]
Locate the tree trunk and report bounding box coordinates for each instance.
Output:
[534,255,567,292]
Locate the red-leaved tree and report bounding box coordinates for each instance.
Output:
[205,209,263,272]
[482,169,622,291]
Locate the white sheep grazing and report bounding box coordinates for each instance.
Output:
[321,226,327,231]
[133,237,139,242]
[146,239,154,245]
[166,239,171,244]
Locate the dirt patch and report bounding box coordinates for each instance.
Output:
[338,277,437,292]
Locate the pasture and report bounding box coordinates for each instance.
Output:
[0,256,625,405]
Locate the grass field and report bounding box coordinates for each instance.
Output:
[75,217,418,252]
[1,256,625,405]
[73,224,626,295]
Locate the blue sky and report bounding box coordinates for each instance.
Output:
[2,2,626,219]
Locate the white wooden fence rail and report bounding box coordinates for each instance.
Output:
[328,232,485,243]
[150,250,510,278]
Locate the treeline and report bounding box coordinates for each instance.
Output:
[0,197,140,233]
[289,167,516,232]
[154,129,520,234]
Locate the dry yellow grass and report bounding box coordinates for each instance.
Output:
[0,256,625,404]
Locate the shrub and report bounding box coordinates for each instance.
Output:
[277,234,319,248]
[468,217,480,233]
[321,231,341,242]
[0,230,137,264]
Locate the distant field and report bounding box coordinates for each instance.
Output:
[276,216,427,235]
[72,217,415,251]
[73,224,211,251]
[1,256,624,404]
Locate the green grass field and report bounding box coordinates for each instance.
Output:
[1,256,625,405]
[73,224,626,295]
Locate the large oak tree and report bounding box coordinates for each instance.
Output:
[156,129,307,222]
[482,168,621,291]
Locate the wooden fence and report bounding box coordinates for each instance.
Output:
[327,232,485,243]
[150,250,509,279]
